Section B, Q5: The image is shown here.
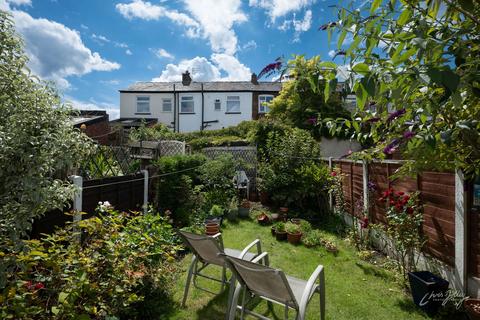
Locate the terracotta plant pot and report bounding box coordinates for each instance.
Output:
[270,213,279,221]
[279,207,289,214]
[275,231,287,241]
[271,226,276,236]
[287,232,302,245]
[465,299,480,320]
[257,213,270,225]
[205,222,220,236]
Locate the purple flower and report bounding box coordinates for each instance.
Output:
[403,131,415,139]
[307,117,318,125]
[332,50,346,60]
[387,109,406,122]
[383,139,399,155]
[258,61,283,79]
[318,22,337,30]
[367,181,377,191]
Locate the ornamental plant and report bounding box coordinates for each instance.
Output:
[379,189,425,283]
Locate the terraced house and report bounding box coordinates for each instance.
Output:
[119,72,282,132]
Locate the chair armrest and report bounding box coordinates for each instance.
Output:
[210,233,224,250]
[299,265,324,306]
[239,239,262,260]
[251,252,269,266]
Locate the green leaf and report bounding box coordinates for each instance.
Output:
[59,292,68,304]
[360,76,376,97]
[397,9,412,26]
[318,61,337,69]
[352,63,370,75]
[347,35,362,55]
[52,307,60,315]
[354,82,368,110]
[441,70,460,92]
[370,0,382,14]
[337,29,348,50]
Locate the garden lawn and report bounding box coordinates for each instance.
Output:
[167,219,428,320]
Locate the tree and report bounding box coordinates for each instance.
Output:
[321,0,480,177]
[265,55,351,139]
[0,11,93,243]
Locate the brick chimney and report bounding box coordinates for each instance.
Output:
[182,71,192,86]
[251,73,259,85]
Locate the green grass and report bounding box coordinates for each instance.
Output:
[166,218,428,320]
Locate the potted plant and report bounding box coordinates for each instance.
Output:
[274,222,287,241]
[465,298,480,320]
[205,222,220,236]
[324,241,338,254]
[279,207,288,221]
[256,212,270,225]
[285,222,302,245]
[408,271,449,315]
[291,218,301,225]
[302,231,321,248]
[238,199,251,218]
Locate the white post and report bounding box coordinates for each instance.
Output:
[455,169,467,294]
[328,157,333,211]
[362,160,369,214]
[70,175,83,241]
[142,170,149,213]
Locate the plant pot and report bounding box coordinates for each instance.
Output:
[271,226,276,236]
[408,271,449,316]
[275,231,287,241]
[271,213,279,221]
[204,215,223,226]
[287,232,302,244]
[279,207,289,214]
[291,218,301,225]
[465,298,480,320]
[205,223,220,236]
[238,207,250,218]
[326,246,338,254]
[257,213,270,225]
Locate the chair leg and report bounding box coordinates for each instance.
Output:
[182,255,197,307]
[228,283,243,320]
[225,275,236,320]
[319,271,325,320]
[284,304,289,320]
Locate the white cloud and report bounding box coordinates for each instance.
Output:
[4,0,31,7]
[249,0,315,21]
[242,40,257,51]
[91,33,110,44]
[5,8,120,89]
[183,0,247,55]
[328,49,336,58]
[153,54,251,82]
[66,96,120,120]
[126,49,133,55]
[278,10,312,42]
[151,48,174,60]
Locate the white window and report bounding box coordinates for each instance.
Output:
[162,98,172,112]
[258,95,273,113]
[226,96,240,113]
[136,96,150,114]
[180,96,194,113]
[214,99,221,111]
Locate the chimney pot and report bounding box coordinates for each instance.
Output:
[182,71,192,86]
[251,73,259,85]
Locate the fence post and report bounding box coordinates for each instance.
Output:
[362,160,369,214]
[142,170,149,214]
[455,169,468,294]
[70,175,83,241]
[328,157,333,211]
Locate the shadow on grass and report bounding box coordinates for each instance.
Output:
[355,261,396,281]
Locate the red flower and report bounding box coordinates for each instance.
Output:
[395,204,403,211]
[382,191,389,198]
[407,207,414,215]
[396,191,405,196]
[360,217,369,229]
[330,171,337,177]
[403,195,410,201]
[34,282,44,290]
[389,200,395,206]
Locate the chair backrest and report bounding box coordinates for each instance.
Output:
[178,230,225,266]
[225,256,298,308]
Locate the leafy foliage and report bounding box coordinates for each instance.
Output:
[0,207,181,319]
[322,0,480,177]
[267,55,351,139]
[0,12,93,242]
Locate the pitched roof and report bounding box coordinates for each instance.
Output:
[120,81,282,93]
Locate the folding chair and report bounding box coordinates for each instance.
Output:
[225,256,325,320]
[178,230,267,310]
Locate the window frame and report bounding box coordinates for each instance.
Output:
[258,94,274,114]
[214,98,221,111]
[226,95,241,114]
[180,96,195,114]
[135,96,151,114]
[162,98,173,113]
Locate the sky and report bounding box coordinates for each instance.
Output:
[0,0,354,119]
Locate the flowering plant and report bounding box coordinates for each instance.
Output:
[379,189,425,282]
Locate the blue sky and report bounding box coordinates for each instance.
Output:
[1,0,353,119]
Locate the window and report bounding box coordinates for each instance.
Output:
[258,95,273,113]
[180,96,194,113]
[226,96,240,113]
[162,98,172,112]
[136,96,150,114]
[214,99,221,111]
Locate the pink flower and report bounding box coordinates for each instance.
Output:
[330,171,337,177]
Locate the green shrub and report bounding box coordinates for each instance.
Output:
[299,220,312,233]
[0,207,181,319]
[154,154,207,225]
[285,222,301,234]
[274,221,286,232]
[302,230,323,247]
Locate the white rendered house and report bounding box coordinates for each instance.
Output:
[118,72,281,132]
